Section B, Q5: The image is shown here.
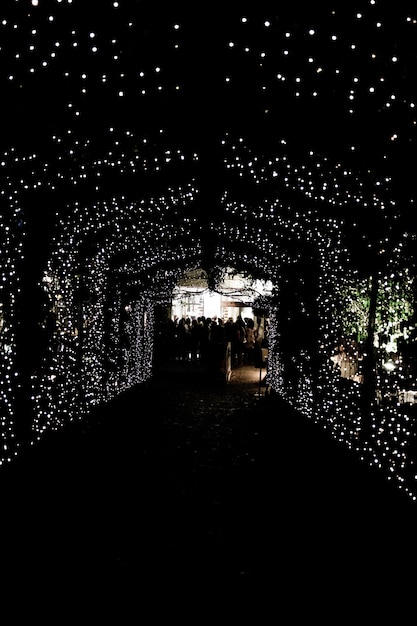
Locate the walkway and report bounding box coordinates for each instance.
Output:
[0,358,416,615]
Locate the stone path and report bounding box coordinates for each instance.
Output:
[0,359,416,615]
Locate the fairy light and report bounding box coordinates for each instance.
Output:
[0,2,415,505]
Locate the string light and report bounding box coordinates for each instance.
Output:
[0,2,416,504]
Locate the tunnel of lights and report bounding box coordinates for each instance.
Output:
[1,1,417,500]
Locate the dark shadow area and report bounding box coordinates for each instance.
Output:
[0,359,415,614]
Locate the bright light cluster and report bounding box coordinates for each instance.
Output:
[29,184,202,437]
[0,200,23,464]
[219,132,417,501]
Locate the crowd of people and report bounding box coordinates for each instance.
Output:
[154,313,267,374]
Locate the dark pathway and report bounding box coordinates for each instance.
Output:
[0,359,416,616]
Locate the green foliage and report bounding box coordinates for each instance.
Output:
[341,269,416,343]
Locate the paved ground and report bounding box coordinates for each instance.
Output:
[0,359,416,617]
